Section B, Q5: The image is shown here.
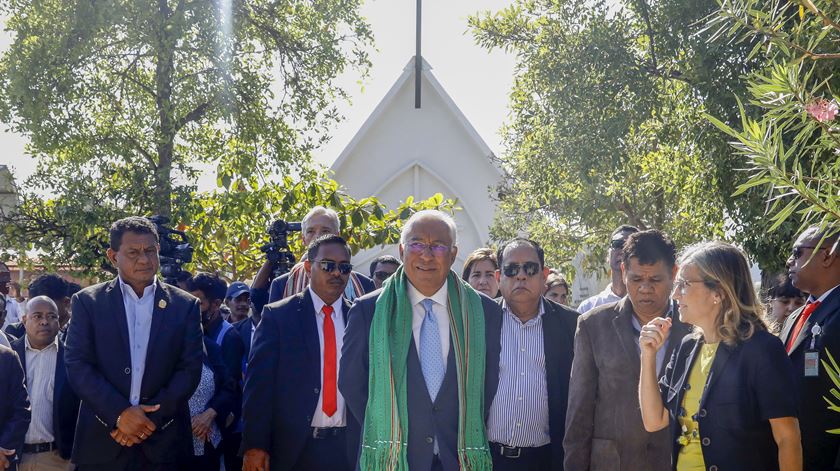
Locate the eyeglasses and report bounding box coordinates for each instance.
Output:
[791,246,820,260]
[673,278,712,295]
[405,242,451,255]
[28,312,59,323]
[502,262,541,278]
[316,260,353,275]
[373,270,395,281]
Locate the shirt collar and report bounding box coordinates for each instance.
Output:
[24,333,59,352]
[407,279,449,309]
[501,297,545,325]
[118,276,157,302]
[308,286,343,317]
[813,283,840,304]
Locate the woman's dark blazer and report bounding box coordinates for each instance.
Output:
[202,337,237,433]
[659,330,799,471]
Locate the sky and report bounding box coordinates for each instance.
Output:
[0,0,517,189]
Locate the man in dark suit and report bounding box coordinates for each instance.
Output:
[340,210,502,471]
[782,225,840,469]
[0,345,29,471]
[249,206,375,315]
[242,235,356,471]
[65,216,204,470]
[564,230,691,471]
[10,296,79,470]
[187,272,244,471]
[487,238,578,470]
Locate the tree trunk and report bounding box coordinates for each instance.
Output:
[153,0,176,219]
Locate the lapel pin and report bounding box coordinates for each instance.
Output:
[158,299,167,309]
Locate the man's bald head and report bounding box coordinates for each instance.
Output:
[23,295,60,349]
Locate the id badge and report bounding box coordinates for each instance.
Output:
[805,350,820,377]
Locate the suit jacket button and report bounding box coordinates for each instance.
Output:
[124,368,131,375]
[425,437,434,444]
[432,405,439,412]
[701,437,711,446]
[314,387,320,394]
[306,415,312,421]
[698,408,707,418]
[709,466,719,471]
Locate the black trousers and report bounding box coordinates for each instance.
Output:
[76,447,178,471]
[489,443,552,471]
[290,429,350,471]
[186,441,222,471]
[221,431,242,471]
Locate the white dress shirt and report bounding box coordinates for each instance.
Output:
[407,280,451,362]
[576,284,622,314]
[309,287,347,427]
[24,335,59,444]
[0,330,9,348]
[119,277,156,406]
[2,295,21,330]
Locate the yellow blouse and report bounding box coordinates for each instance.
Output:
[676,342,719,471]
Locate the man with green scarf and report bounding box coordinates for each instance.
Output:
[340,210,502,471]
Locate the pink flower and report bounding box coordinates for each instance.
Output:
[805,98,839,123]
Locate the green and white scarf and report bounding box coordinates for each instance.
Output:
[360,266,492,471]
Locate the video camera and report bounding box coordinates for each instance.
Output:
[148,215,194,285]
[260,219,302,281]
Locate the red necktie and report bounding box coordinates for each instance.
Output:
[322,305,337,417]
[786,301,821,353]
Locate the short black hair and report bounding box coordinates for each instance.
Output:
[611,225,640,238]
[496,238,545,269]
[622,230,677,269]
[767,273,805,300]
[187,272,228,303]
[66,281,82,297]
[176,270,193,283]
[307,234,350,262]
[109,216,159,251]
[369,255,400,277]
[28,274,69,302]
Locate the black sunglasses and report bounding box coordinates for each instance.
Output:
[373,270,394,281]
[316,260,353,275]
[502,262,541,278]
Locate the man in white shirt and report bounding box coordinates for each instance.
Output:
[577,225,639,314]
[0,266,22,331]
[10,296,79,471]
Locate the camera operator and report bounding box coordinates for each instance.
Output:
[250,207,375,316]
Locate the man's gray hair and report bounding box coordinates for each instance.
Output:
[24,295,58,315]
[302,206,340,233]
[400,210,458,246]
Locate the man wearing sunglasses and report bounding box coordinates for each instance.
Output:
[487,238,579,470]
[577,225,639,314]
[782,225,840,470]
[242,234,355,471]
[368,255,400,290]
[564,230,691,471]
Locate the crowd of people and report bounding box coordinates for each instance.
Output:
[0,206,837,471]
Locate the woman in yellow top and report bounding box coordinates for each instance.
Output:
[638,241,802,470]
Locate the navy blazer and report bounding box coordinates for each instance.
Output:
[490,298,578,470]
[339,288,503,471]
[3,322,24,341]
[202,337,238,433]
[660,331,798,470]
[241,289,353,471]
[0,345,29,471]
[234,316,256,362]
[781,286,840,470]
[10,336,79,459]
[205,316,244,425]
[65,278,204,465]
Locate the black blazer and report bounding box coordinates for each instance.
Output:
[205,317,244,425]
[241,289,353,471]
[3,322,24,341]
[0,345,29,471]
[339,288,503,471]
[489,298,578,470]
[234,316,256,362]
[660,331,798,470]
[267,271,375,305]
[64,278,204,465]
[781,287,840,469]
[10,336,79,459]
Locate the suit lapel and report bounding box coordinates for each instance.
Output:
[780,305,803,350]
[541,300,565,398]
[299,290,321,387]
[341,298,352,324]
[142,280,171,366]
[700,342,733,408]
[667,339,701,403]
[612,298,641,376]
[107,278,132,361]
[790,289,840,353]
[12,338,25,371]
[55,342,66,401]
[662,305,691,376]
